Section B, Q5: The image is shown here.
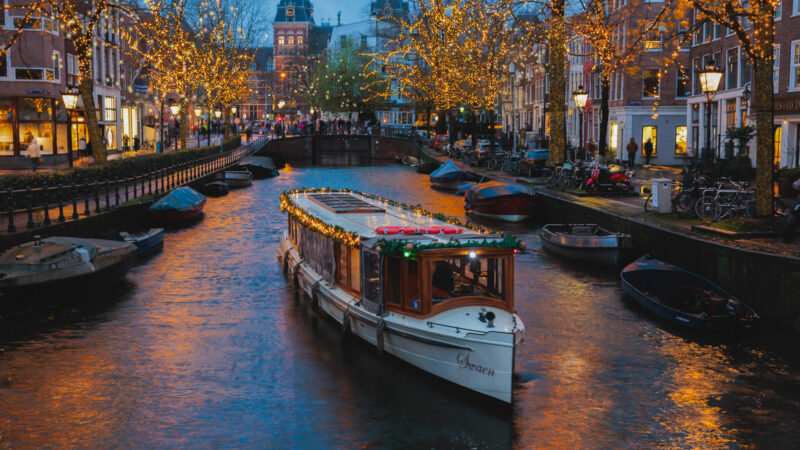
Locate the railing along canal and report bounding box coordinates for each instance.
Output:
[0,136,267,233]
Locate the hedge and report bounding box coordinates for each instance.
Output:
[0,136,242,191]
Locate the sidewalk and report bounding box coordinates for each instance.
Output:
[421,147,800,258]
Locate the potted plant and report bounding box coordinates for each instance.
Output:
[777,167,800,198]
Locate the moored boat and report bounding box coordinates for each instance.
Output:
[429,160,479,191]
[621,256,759,330]
[238,156,279,179]
[199,181,229,197]
[120,228,164,255]
[148,187,206,224]
[278,188,525,403]
[402,155,420,166]
[0,236,136,313]
[465,181,536,223]
[224,170,253,188]
[539,224,634,267]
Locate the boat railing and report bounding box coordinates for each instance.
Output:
[426,321,490,336]
[0,136,268,234]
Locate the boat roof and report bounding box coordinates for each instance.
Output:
[287,191,505,247]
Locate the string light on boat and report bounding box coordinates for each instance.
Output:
[468,251,477,259]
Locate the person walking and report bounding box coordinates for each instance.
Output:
[626,137,638,168]
[644,138,654,167]
[26,133,41,172]
[587,138,598,162]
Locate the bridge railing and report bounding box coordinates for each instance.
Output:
[0,136,267,234]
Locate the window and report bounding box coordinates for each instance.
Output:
[726,47,739,89]
[287,35,294,45]
[692,57,702,95]
[692,126,699,154]
[0,52,7,78]
[675,126,687,154]
[691,103,700,123]
[775,0,782,19]
[713,23,723,40]
[642,126,657,156]
[104,96,117,122]
[15,68,44,80]
[610,122,618,153]
[336,244,362,294]
[791,41,800,90]
[726,100,736,128]
[741,52,752,87]
[385,257,418,310]
[13,16,41,30]
[793,0,800,15]
[52,51,60,81]
[67,54,79,85]
[277,34,284,45]
[676,67,690,98]
[774,44,780,92]
[429,255,506,305]
[643,69,660,98]
[297,34,303,45]
[645,29,662,50]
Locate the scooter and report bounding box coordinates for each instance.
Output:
[584,164,634,193]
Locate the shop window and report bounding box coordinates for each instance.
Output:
[104,96,117,122]
[774,125,782,168]
[643,69,660,98]
[675,126,687,154]
[19,98,52,121]
[19,123,53,155]
[642,126,657,156]
[0,99,12,155]
[610,122,618,154]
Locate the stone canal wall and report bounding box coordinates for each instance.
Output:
[536,191,800,331]
[260,136,419,162]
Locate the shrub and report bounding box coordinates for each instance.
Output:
[777,167,800,180]
[0,136,241,191]
[713,155,755,181]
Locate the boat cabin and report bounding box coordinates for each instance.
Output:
[284,190,516,318]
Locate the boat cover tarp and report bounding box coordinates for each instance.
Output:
[149,187,206,213]
[241,156,276,169]
[466,181,530,201]
[430,160,467,181]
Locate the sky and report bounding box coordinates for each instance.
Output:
[265,0,374,32]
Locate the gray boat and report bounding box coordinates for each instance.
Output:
[223,170,253,188]
[539,224,634,268]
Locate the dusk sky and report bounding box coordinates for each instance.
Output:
[266,0,374,30]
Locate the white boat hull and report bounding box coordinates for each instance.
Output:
[279,232,521,403]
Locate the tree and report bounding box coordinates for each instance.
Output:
[682,0,776,215]
[1,0,140,162]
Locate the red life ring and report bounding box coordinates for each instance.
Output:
[402,226,419,234]
[375,226,403,235]
[423,226,444,234]
[442,226,464,234]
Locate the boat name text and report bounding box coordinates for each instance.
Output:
[457,352,495,377]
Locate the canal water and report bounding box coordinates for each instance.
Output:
[1,164,799,448]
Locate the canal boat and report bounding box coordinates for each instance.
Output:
[238,156,279,179]
[621,256,759,330]
[223,170,253,188]
[120,228,164,255]
[149,187,206,224]
[200,181,229,197]
[464,181,536,223]
[539,224,634,267]
[278,189,525,403]
[0,236,136,312]
[429,160,480,191]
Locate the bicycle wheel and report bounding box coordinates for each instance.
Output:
[711,203,731,222]
[694,197,713,221]
[673,191,696,218]
[487,158,498,171]
[644,194,653,212]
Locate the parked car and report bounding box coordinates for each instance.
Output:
[468,141,500,166]
[433,134,450,153]
[517,149,551,177]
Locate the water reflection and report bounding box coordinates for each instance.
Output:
[0,164,799,447]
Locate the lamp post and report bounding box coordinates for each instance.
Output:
[193,106,202,148]
[61,90,79,168]
[572,85,588,161]
[231,106,238,133]
[169,100,180,150]
[699,64,723,174]
[214,109,222,146]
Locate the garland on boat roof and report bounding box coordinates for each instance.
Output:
[375,235,524,256]
[280,190,361,247]
[280,187,497,239]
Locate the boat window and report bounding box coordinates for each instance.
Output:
[349,247,361,291]
[335,243,361,294]
[361,249,381,313]
[384,257,421,311]
[430,255,505,304]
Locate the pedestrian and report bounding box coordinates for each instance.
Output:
[26,133,41,172]
[123,134,130,152]
[644,138,654,166]
[626,137,638,168]
[134,136,140,152]
[588,138,598,161]
[783,177,800,241]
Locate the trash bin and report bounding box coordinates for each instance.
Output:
[651,178,672,214]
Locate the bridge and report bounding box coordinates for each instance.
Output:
[255,135,419,167]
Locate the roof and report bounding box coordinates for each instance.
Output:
[275,0,314,23]
[308,24,333,54]
[287,191,502,246]
[253,47,273,71]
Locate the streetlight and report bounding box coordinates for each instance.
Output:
[573,85,589,161]
[193,106,202,148]
[168,100,180,150]
[699,64,723,174]
[61,90,79,167]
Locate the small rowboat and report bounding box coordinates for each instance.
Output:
[429,160,480,191]
[238,156,279,179]
[148,187,206,224]
[539,224,634,267]
[621,256,759,330]
[120,228,164,255]
[200,181,229,197]
[224,170,253,188]
[465,181,536,223]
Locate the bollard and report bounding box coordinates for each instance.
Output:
[114,178,120,207]
[71,183,79,220]
[104,180,110,210]
[7,189,16,233]
[84,181,90,215]
[148,171,152,194]
[57,184,65,222]
[126,177,131,203]
[26,186,34,229]
[42,183,51,226]
[94,181,101,213]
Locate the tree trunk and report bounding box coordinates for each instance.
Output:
[224,106,231,140]
[599,72,610,161]
[471,110,478,150]
[449,109,457,145]
[547,0,567,165]
[180,102,188,151]
[78,66,107,163]
[489,109,496,151]
[753,32,775,216]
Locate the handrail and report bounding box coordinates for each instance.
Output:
[1,136,268,233]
